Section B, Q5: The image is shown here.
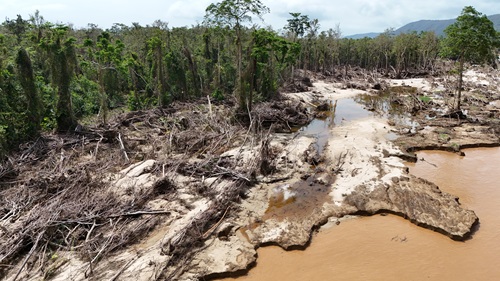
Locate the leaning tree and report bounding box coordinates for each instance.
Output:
[441,6,500,111]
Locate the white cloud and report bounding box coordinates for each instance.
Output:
[29,3,67,12]
[164,0,212,27]
[262,0,500,35]
[0,0,498,34]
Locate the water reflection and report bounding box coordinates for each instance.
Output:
[299,92,418,154]
[354,93,419,129]
[299,98,374,154]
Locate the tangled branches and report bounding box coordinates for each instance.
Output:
[0,96,286,279]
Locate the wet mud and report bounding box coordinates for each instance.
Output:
[223,148,500,281]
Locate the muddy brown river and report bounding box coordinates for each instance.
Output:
[224,148,500,281]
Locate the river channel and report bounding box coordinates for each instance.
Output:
[224,147,500,281]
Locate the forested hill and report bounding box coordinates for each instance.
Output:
[396,14,500,36]
[345,32,380,39]
[346,13,500,38]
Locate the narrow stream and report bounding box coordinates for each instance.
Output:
[224,148,500,281]
[299,94,416,152]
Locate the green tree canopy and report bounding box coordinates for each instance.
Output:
[204,0,269,110]
[204,0,269,29]
[285,13,310,40]
[441,6,500,110]
[39,25,78,131]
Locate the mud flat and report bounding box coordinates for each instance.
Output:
[178,77,482,280]
[222,147,500,281]
[4,67,499,280]
[205,67,500,281]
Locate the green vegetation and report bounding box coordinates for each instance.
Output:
[441,6,500,110]
[0,4,498,158]
[204,0,270,110]
[418,95,432,103]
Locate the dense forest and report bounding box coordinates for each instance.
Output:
[0,2,498,158]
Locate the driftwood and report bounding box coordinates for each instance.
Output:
[109,255,139,281]
[12,232,44,281]
[201,206,230,239]
[117,133,129,162]
[0,95,281,280]
[441,110,467,120]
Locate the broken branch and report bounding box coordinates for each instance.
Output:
[117,133,129,162]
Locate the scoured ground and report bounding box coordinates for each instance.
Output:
[183,118,477,281]
[180,71,495,279]
[1,100,310,280]
[3,66,500,280]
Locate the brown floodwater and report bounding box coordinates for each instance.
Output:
[222,148,500,281]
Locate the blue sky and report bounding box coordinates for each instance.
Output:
[0,0,498,35]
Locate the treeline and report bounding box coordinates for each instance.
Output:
[0,5,307,156]
[281,13,442,78]
[0,1,496,158]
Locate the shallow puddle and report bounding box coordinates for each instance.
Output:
[299,98,373,153]
[354,93,419,129]
[301,98,374,134]
[264,174,333,221]
[222,147,500,281]
[300,94,414,154]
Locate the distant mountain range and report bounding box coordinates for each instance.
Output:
[345,14,500,39]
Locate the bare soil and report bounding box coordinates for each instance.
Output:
[1,64,498,280]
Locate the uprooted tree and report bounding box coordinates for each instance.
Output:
[440,6,500,111]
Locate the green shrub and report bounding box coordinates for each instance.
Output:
[212,89,224,101]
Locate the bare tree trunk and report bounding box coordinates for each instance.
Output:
[98,66,108,125]
[56,51,77,132]
[236,25,245,110]
[457,56,464,111]
[16,48,42,135]
[384,53,389,76]
[183,47,200,97]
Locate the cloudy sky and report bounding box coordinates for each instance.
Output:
[1,0,499,35]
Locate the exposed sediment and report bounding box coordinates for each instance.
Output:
[344,176,478,240]
[6,67,499,280]
[179,78,482,279]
